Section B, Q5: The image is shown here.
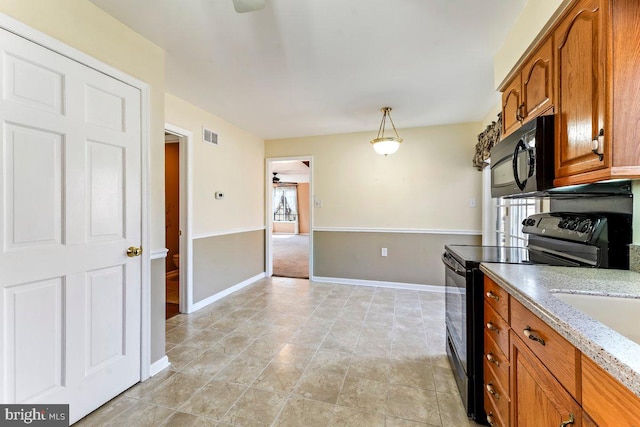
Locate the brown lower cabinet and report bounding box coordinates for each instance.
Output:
[483,276,640,426]
[510,331,582,426]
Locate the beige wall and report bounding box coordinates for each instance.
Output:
[150,259,166,362]
[165,94,265,235]
[273,222,296,234]
[266,123,483,231]
[314,231,481,286]
[494,0,566,88]
[192,231,265,303]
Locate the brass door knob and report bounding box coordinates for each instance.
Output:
[127,246,143,257]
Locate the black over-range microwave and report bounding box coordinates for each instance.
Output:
[490,115,554,198]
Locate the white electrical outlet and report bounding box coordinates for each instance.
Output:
[469,198,476,208]
[381,248,387,257]
[314,199,322,208]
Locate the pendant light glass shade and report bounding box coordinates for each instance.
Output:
[371,137,401,155]
[233,0,268,13]
[370,107,403,156]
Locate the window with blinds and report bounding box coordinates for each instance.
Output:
[495,197,543,247]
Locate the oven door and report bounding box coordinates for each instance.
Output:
[442,251,468,373]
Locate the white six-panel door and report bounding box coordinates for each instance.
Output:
[0,28,142,423]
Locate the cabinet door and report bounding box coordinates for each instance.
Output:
[511,332,582,427]
[522,37,553,120]
[554,0,607,180]
[502,74,522,138]
[582,355,640,426]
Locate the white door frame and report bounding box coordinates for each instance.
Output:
[265,156,313,278]
[164,124,195,314]
[0,14,153,380]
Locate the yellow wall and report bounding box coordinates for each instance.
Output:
[0,0,167,249]
[494,0,565,88]
[165,93,265,235]
[266,123,483,231]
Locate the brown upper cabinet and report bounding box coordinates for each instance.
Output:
[554,0,606,183]
[501,38,553,139]
[501,75,522,138]
[500,0,640,186]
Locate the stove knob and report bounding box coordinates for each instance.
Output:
[558,220,567,229]
[522,219,528,226]
[527,218,537,226]
[568,221,578,231]
[578,220,592,233]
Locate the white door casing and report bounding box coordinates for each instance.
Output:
[0,27,142,423]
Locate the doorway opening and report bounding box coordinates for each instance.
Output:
[163,124,194,318]
[266,158,313,279]
[164,133,180,318]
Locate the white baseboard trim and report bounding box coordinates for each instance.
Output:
[190,272,266,312]
[149,356,171,376]
[310,276,445,293]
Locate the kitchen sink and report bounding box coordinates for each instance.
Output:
[551,292,640,345]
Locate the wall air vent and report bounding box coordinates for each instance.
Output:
[203,127,219,145]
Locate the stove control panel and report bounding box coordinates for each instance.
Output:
[522,213,604,243]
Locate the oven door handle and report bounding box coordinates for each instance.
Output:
[442,252,466,277]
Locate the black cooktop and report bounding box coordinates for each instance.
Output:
[445,245,532,267]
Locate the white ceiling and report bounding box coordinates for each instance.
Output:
[89,0,526,139]
[272,160,309,183]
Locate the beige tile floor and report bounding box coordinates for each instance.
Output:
[76,277,483,426]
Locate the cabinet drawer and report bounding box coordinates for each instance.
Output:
[510,297,579,398]
[484,330,509,393]
[582,354,640,426]
[484,276,509,321]
[484,362,509,427]
[484,302,509,357]
[485,392,507,427]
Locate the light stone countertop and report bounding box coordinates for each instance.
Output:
[479,263,640,397]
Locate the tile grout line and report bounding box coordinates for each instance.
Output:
[268,282,346,426]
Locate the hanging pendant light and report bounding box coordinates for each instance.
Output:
[370,107,403,156]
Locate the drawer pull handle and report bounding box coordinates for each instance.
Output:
[523,327,545,345]
[486,322,499,333]
[486,291,500,301]
[486,352,500,366]
[487,413,496,427]
[559,413,575,427]
[486,383,500,399]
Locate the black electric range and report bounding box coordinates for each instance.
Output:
[442,211,632,422]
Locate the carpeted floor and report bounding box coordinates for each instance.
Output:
[272,234,309,279]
